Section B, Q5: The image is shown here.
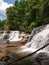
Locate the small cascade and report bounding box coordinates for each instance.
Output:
[8,31,22,42]
[0,31,22,43]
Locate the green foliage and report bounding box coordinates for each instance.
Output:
[28,22,36,32]
[0,19,9,30]
[0,0,49,33]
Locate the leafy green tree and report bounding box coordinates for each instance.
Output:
[6,0,49,33]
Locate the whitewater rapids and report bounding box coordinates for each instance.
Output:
[17,24,49,53]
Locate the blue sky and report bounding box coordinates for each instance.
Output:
[0,0,16,20]
[4,0,16,4]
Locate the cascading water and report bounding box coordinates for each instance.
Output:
[0,25,49,65]
[0,31,22,43]
[6,24,49,65]
[8,31,22,42]
[17,24,49,53]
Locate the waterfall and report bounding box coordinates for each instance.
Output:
[0,25,49,65]
[17,24,49,53]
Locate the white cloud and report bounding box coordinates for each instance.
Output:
[0,0,13,20]
[0,0,13,10]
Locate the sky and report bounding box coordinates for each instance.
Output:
[0,0,16,20]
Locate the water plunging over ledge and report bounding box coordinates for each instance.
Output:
[17,24,49,53]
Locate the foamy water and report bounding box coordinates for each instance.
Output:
[17,24,49,53]
[0,25,49,65]
[8,31,22,42]
[0,31,22,43]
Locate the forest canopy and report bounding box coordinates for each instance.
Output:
[0,0,49,33]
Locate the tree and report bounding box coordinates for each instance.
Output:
[6,0,49,33]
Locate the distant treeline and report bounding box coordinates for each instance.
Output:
[0,0,49,33]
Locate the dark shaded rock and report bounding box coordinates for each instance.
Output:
[32,52,49,65]
[1,55,10,61]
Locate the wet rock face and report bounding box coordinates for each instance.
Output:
[32,52,49,65]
